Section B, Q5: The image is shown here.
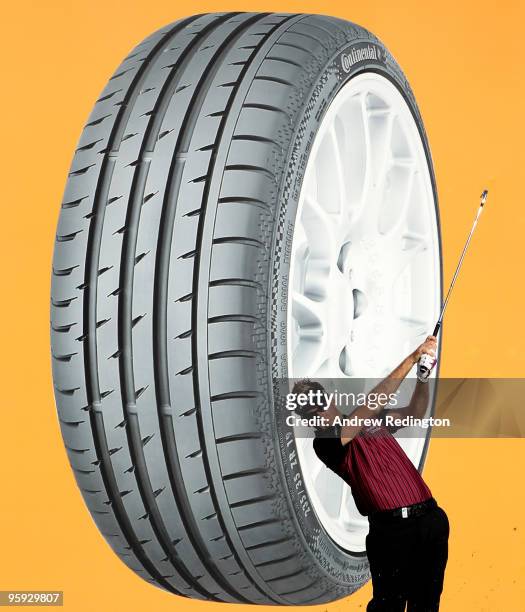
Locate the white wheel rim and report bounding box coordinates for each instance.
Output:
[287,73,441,552]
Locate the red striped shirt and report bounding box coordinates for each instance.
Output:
[313,424,432,515]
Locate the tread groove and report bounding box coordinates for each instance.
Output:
[224,164,276,181]
[78,15,205,596]
[209,277,263,290]
[238,518,281,531]
[266,567,305,582]
[245,536,292,551]
[116,12,247,602]
[171,12,299,605]
[229,493,276,508]
[242,102,289,117]
[265,54,302,67]
[53,266,79,276]
[52,296,77,307]
[152,12,283,605]
[254,553,297,568]
[213,236,265,249]
[222,467,269,481]
[218,195,272,213]
[209,350,258,360]
[254,75,295,87]
[216,432,263,444]
[232,133,282,148]
[274,40,316,56]
[287,27,326,47]
[62,196,88,209]
[210,390,262,402]
[208,314,258,324]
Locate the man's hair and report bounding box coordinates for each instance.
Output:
[291,379,328,418]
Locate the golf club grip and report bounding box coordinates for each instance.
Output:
[432,322,441,337]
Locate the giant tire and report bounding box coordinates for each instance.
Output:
[51,12,441,605]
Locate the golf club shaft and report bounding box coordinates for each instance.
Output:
[432,190,488,337]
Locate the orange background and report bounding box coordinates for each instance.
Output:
[1,1,524,610]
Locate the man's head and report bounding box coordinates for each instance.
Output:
[291,379,329,419]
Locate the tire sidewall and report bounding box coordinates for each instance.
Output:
[269,37,441,591]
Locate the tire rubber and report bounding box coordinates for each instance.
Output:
[51,12,438,604]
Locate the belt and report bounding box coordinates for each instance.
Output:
[369,497,437,524]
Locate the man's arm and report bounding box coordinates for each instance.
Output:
[381,379,430,432]
[340,336,437,445]
[404,379,431,419]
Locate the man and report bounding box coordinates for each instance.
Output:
[292,336,449,612]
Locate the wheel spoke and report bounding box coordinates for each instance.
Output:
[291,291,326,376]
[314,124,345,218]
[291,289,324,326]
[381,313,430,365]
[350,93,396,236]
[339,481,354,523]
[335,96,367,210]
[389,230,429,280]
[311,452,325,480]
[329,123,349,226]
[315,354,346,378]
[378,164,417,237]
[302,194,338,261]
[314,466,343,518]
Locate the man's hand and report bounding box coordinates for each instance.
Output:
[339,336,438,445]
[411,336,437,365]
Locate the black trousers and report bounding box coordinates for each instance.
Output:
[366,504,449,612]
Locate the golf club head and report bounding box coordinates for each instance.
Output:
[480,189,488,206]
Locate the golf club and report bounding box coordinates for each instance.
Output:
[417,189,489,381]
